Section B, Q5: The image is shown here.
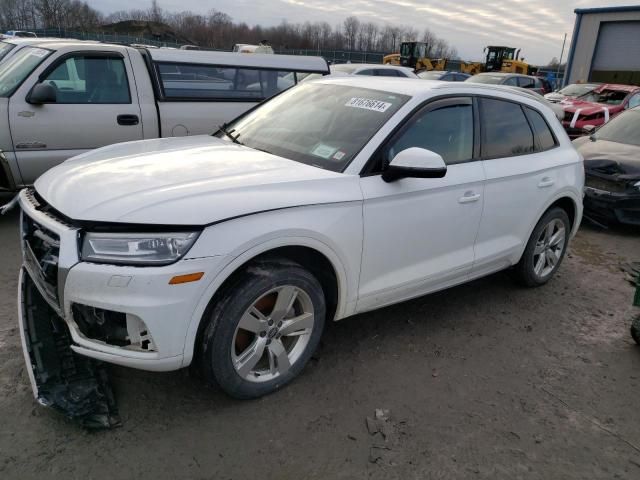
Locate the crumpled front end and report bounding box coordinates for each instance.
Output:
[18,269,121,429]
[17,189,120,429]
[584,161,640,226]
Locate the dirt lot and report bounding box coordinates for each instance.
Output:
[1,202,640,480]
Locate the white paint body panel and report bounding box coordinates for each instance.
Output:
[21,78,583,371]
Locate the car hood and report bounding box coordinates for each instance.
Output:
[35,136,362,225]
[562,99,622,115]
[574,136,640,179]
[544,92,565,102]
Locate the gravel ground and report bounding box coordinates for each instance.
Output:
[1,203,640,480]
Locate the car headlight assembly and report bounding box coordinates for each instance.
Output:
[81,232,200,266]
[635,180,640,192]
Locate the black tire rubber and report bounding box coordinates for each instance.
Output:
[198,259,326,399]
[513,207,571,287]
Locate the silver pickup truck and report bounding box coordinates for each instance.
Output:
[0,41,329,190]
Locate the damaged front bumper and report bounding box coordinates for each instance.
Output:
[17,189,120,429]
[18,268,121,429]
[584,187,640,226]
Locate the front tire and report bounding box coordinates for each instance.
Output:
[199,259,326,399]
[514,207,571,287]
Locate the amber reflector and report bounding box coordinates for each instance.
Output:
[169,272,204,285]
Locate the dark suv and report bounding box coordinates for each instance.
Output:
[466,73,547,95]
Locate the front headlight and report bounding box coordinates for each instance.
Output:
[635,181,640,192]
[81,232,200,266]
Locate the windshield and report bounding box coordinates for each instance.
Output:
[0,46,51,97]
[594,109,640,146]
[217,83,410,172]
[0,41,16,62]
[581,89,629,105]
[466,74,503,84]
[559,83,596,97]
[400,43,413,57]
[418,71,444,80]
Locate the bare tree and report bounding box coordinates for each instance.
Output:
[0,2,460,59]
[342,16,360,51]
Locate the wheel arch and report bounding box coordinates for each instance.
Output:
[516,190,582,264]
[181,237,349,367]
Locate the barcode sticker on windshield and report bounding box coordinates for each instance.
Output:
[345,97,392,113]
[28,48,49,58]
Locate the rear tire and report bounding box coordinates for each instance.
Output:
[198,259,326,399]
[513,207,571,287]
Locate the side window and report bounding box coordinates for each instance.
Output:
[518,77,535,88]
[43,56,130,104]
[504,77,519,86]
[627,93,640,109]
[480,98,534,158]
[376,69,399,77]
[157,62,295,100]
[355,69,375,76]
[387,100,474,166]
[525,107,558,151]
[440,74,454,81]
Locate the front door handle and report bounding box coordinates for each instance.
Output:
[538,177,555,188]
[458,191,481,204]
[117,114,139,126]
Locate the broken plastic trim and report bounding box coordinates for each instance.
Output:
[18,269,121,429]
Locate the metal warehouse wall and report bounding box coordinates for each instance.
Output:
[566,7,640,86]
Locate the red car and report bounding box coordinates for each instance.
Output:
[561,84,640,138]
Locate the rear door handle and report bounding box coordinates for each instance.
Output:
[458,191,481,204]
[538,177,555,188]
[117,114,139,126]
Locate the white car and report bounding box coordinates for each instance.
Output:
[330,63,418,78]
[17,77,583,418]
[3,30,37,39]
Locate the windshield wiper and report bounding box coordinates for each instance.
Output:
[217,124,244,145]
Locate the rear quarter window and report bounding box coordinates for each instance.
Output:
[525,107,558,152]
[480,97,535,158]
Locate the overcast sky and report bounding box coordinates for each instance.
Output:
[89,0,625,64]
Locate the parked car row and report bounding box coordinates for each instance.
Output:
[4,35,637,429]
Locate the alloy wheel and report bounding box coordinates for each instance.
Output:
[533,218,566,278]
[231,285,315,383]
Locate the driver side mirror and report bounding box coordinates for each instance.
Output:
[28,83,57,105]
[382,147,447,183]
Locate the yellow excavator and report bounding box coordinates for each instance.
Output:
[385,42,535,75]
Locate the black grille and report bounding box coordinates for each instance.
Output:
[22,213,60,307]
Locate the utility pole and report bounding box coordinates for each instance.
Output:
[557,33,567,89]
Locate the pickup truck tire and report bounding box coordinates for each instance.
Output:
[199,260,326,399]
[513,207,571,287]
